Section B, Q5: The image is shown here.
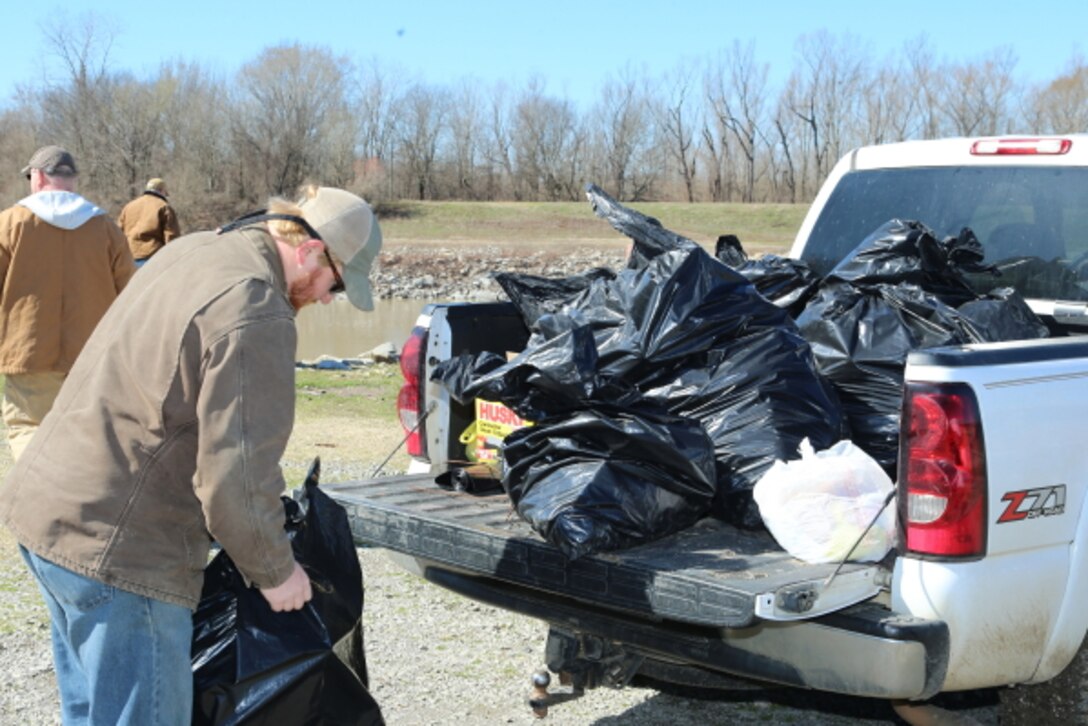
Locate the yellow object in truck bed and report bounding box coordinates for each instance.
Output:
[473,399,533,464]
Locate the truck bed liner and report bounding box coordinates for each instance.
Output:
[326,474,879,629]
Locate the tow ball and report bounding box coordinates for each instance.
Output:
[528,669,585,719]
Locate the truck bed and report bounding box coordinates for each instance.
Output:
[325,474,885,629]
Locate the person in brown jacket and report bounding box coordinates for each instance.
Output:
[117,177,181,265]
[1,185,381,725]
[0,145,135,460]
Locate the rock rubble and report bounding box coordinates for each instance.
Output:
[371,246,627,302]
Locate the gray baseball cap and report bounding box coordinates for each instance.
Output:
[299,187,383,311]
[21,145,78,177]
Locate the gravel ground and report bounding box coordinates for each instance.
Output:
[0,542,1000,726]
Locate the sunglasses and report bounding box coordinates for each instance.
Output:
[323,247,346,294]
[217,210,346,294]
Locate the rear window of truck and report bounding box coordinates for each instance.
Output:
[802,167,1088,301]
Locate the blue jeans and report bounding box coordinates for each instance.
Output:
[20,546,193,725]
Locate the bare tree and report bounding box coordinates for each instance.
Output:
[654,61,701,202]
[770,94,801,203]
[36,11,124,197]
[447,79,484,199]
[39,11,117,89]
[860,59,921,144]
[904,36,946,139]
[395,83,448,200]
[589,67,656,200]
[700,116,730,202]
[231,44,354,201]
[786,30,869,197]
[27,14,232,224]
[354,57,406,200]
[0,99,42,207]
[481,83,519,199]
[102,75,162,201]
[939,47,1019,136]
[512,78,584,201]
[9,17,1081,210]
[153,60,233,228]
[706,41,769,202]
[1024,52,1088,134]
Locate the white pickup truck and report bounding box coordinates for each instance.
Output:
[327,135,1088,724]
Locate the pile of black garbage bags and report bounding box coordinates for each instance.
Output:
[435,185,1048,560]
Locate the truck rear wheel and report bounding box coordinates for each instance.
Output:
[999,635,1088,724]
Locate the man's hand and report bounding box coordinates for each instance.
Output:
[259,560,313,612]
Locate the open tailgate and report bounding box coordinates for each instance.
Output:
[326,474,886,628]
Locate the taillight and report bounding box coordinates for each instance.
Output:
[970,137,1072,155]
[898,382,987,558]
[397,326,428,458]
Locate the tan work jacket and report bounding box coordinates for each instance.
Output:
[1,226,298,609]
[0,198,134,374]
[118,190,181,260]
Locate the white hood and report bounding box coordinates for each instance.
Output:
[18,191,105,230]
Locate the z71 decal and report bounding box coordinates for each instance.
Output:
[997,485,1066,524]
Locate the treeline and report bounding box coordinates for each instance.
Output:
[1,17,1085,231]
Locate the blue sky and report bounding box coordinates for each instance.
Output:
[4,0,1084,108]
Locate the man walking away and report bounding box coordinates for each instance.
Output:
[0,145,135,460]
[118,177,182,266]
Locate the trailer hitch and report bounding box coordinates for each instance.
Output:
[528,627,645,718]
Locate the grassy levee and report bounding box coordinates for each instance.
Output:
[375,200,806,256]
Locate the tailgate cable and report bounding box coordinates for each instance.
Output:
[822,488,897,590]
[370,401,436,478]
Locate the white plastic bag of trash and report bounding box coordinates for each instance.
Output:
[753,438,897,564]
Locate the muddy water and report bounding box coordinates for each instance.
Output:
[294,297,437,360]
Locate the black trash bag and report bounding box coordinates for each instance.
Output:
[480,250,845,515]
[435,464,504,494]
[585,183,698,267]
[956,287,1050,342]
[493,268,616,331]
[963,256,1088,301]
[712,233,821,317]
[432,325,629,422]
[585,186,845,526]
[798,224,1049,473]
[191,458,384,726]
[798,282,973,471]
[714,234,747,267]
[644,325,846,528]
[501,402,718,560]
[604,249,788,382]
[828,220,992,307]
[737,255,822,318]
[434,347,715,558]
